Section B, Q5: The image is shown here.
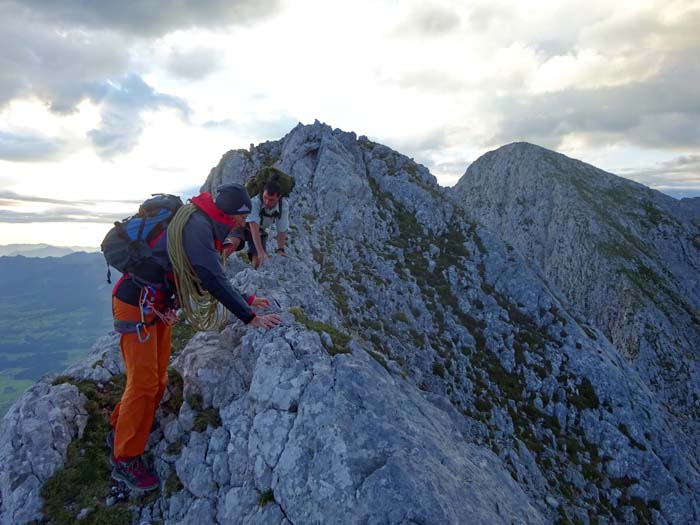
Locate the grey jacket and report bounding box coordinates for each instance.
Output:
[181,211,255,323]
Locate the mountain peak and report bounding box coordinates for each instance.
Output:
[1,125,698,524]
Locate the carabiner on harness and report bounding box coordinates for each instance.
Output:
[135,322,151,343]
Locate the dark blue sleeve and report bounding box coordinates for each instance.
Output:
[182,214,255,323]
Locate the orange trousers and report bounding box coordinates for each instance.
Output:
[110,297,171,458]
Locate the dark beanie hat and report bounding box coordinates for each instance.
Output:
[215,183,252,215]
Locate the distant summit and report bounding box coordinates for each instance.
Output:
[455,140,700,438]
[0,243,98,257]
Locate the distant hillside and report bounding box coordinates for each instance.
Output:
[0,252,114,415]
[0,243,98,257]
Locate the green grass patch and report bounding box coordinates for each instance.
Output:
[193,408,222,432]
[163,368,184,414]
[597,241,637,261]
[474,397,492,412]
[329,283,350,315]
[41,375,129,525]
[165,472,184,497]
[618,424,647,451]
[690,233,700,250]
[171,322,196,356]
[641,200,665,226]
[0,376,34,416]
[610,476,637,489]
[569,377,600,411]
[391,311,409,323]
[187,392,204,412]
[258,489,274,507]
[366,349,389,372]
[167,441,183,455]
[288,307,351,355]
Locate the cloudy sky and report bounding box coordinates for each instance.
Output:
[1,0,699,247]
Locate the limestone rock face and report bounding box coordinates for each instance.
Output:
[1,123,699,524]
[453,142,700,442]
[167,304,543,524]
[0,381,88,524]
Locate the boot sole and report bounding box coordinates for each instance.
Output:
[111,470,159,492]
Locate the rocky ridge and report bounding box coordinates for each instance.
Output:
[1,122,699,524]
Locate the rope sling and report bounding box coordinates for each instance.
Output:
[167,203,228,331]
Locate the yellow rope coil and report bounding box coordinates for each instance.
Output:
[167,203,228,331]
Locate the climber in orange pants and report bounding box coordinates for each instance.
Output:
[110,297,171,460]
[104,183,281,492]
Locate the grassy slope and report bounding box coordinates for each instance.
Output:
[0,253,114,415]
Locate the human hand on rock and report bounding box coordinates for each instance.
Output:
[249,313,281,329]
[251,296,271,308]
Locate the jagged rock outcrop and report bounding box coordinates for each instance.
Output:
[453,142,700,442]
[1,122,700,524]
[0,382,87,524]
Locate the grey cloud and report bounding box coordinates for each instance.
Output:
[0,0,281,111]
[0,190,142,208]
[662,154,700,168]
[87,74,190,159]
[13,0,282,37]
[394,4,460,36]
[488,50,700,150]
[466,2,512,31]
[581,8,700,52]
[148,163,188,173]
[532,37,579,58]
[0,3,129,111]
[0,0,277,160]
[167,47,224,80]
[0,75,190,162]
[0,131,75,162]
[245,117,299,139]
[203,119,236,129]
[391,70,468,93]
[0,207,126,224]
[202,116,298,140]
[431,160,472,186]
[174,184,205,198]
[465,1,579,55]
[375,129,473,186]
[630,171,700,188]
[614,152,700,194]
[0,191,91,206]
[383,128,451,158]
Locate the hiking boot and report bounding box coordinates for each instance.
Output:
[111,455,159,492]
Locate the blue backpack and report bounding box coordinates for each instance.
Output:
[101,194,183,284]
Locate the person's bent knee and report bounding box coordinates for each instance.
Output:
[125,375,160,398]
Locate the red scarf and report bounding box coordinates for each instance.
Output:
[191,192,237,252]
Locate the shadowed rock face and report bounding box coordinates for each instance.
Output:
[454,142,700,441]
[1,123,699,524]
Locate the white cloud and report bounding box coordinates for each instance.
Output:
[166,46,224,80]
[1,0,700,245]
